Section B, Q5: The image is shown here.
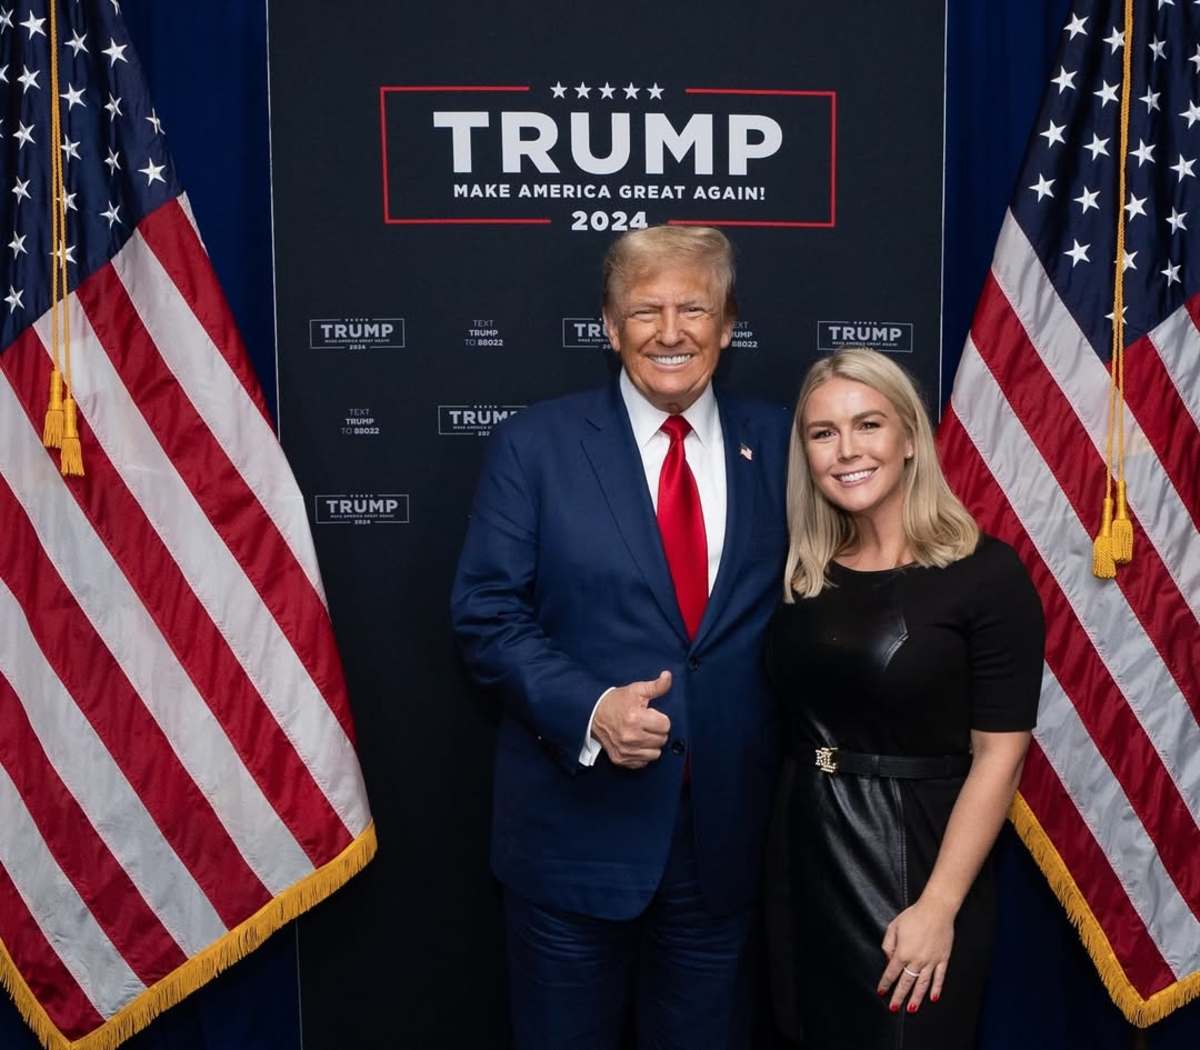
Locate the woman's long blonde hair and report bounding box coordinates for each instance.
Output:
[783,348,979,600]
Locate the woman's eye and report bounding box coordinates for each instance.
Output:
[809,428,833,440]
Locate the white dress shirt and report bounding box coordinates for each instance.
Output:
[579,370,728,764]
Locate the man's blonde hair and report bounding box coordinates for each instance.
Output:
[602,225,737,320]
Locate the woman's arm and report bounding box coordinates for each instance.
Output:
[875,729,1030,1014]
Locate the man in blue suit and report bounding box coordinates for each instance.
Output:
[451,226,790,1049]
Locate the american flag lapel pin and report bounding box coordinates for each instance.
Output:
[739,443,753,461]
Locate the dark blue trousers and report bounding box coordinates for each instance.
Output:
[504,791,754,1050]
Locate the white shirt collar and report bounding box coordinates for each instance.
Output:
[619,368,719,450]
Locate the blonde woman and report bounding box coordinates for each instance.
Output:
[765,349,1043,1049]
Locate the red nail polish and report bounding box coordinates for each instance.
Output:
[889,1003,899,1014]
[907,1003,918,1014]
[877,988,886,997]
[931,993,940,1003]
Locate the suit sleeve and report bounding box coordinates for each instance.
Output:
[451,420,610,775]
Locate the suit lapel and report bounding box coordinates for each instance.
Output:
[692,396,756,651]
[580,383,690,644]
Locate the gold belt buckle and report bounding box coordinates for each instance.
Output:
[814,746,839,774]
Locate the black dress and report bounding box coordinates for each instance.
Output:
[764,536,1044,1050]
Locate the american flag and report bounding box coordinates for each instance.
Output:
[939,0,1200,1026]
[0,3,374,1048]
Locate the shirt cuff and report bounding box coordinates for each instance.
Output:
[578,687,614,766]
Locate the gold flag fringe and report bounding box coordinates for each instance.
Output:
[0,822,377,1050]
[1009,794,1200,1027]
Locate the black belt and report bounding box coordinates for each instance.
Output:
[813,746,971,779]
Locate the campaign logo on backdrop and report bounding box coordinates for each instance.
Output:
[817,321,913,353]
[731,319,759,350]
[562,317,611,349]
[310,318,406,350]
[314,494,410,525]
[438,405,525,436]
[379,82,835,229]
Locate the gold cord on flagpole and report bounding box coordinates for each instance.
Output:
[1094,0,1134,579]
[44,0,83,476]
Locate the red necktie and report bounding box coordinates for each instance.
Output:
[657,416,708,639]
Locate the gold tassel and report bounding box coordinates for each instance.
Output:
[59,396,84,477]
[1111,479,1133,564]
[42,369,64,449]
[1092,496,1116,579]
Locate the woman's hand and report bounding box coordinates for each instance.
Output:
[876,896,955,1014]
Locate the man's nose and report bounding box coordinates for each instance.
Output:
[657,310,682,346]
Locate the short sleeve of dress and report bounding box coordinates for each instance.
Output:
[965,538,1045,731]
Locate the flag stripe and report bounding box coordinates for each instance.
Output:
[993,212,1200,620]
[0,669,188,986]
[138,198,274,424]
[0,330,351,872]
[970,276,1200,716]
[940,401,1200,919]
[1126,327,1200,524]
[1174,296,1200,429]
[1033,664,1200,975]
[0,574,226,957]
[0,860,105,1041]
[134,203,332,609]
[83,255,359,749]
[0,467,271,928]
[1019,743,1178,999]
[0,760,144,1019]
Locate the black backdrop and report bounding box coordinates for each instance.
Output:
[268,2,943,1046]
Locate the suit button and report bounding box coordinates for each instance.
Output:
[671,739,686,756]
[687,657,700,671]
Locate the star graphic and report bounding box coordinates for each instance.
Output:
[5,286,23,312]
[623,83,639,99]
[1131,139,1155,166]
[0,65,7,83]
[1191,45,1200,72]
[104,93,123,118]
[49,243,77,266]
[1149,37,1166,61]
[102,39,128,66]
[1106,305,1128,324]
[1064,240,1090,267]
[1040,120,1066,147]
[1125,193,1147,219]
[1084,133,1110,159]
[1140,87,1161,112]
[1180,100,1200,129]
[549,82,566,99]
[1171,155,1197,180]
[1166,207,1188,233]
[104,147,121,173]
[1074,187,1100,213]
[574,82,590,99]
[0,9,13,32]
[11,176,30,204]
[1159,0,1175,6]
[61,135,81,162]
[647,83,664,99]
[1103,27,1124,53]
[146,109,163,135]
[1122,249,1138,271]
[1094,81,1119,107]
[17,65,39,93]
[14,122,33,148]
[19,11,44,38]
[61,83,86,110]
[63,190,77,212]
[1161,261,1181,286]
[101,201,122,228]
[1051,66,1076,93]
[139,158,166,186]
[1029,174,1055,201]
[66,29,88,55]
[1064,13,1087,38]
[598,82,615,100]
[8,232,26,257]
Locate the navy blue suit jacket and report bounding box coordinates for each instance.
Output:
[451,379,790,919]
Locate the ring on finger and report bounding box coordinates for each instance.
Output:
[902,966,921,978]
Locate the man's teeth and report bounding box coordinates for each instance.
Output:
[837,469,875,483]
[653,354,690,365]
